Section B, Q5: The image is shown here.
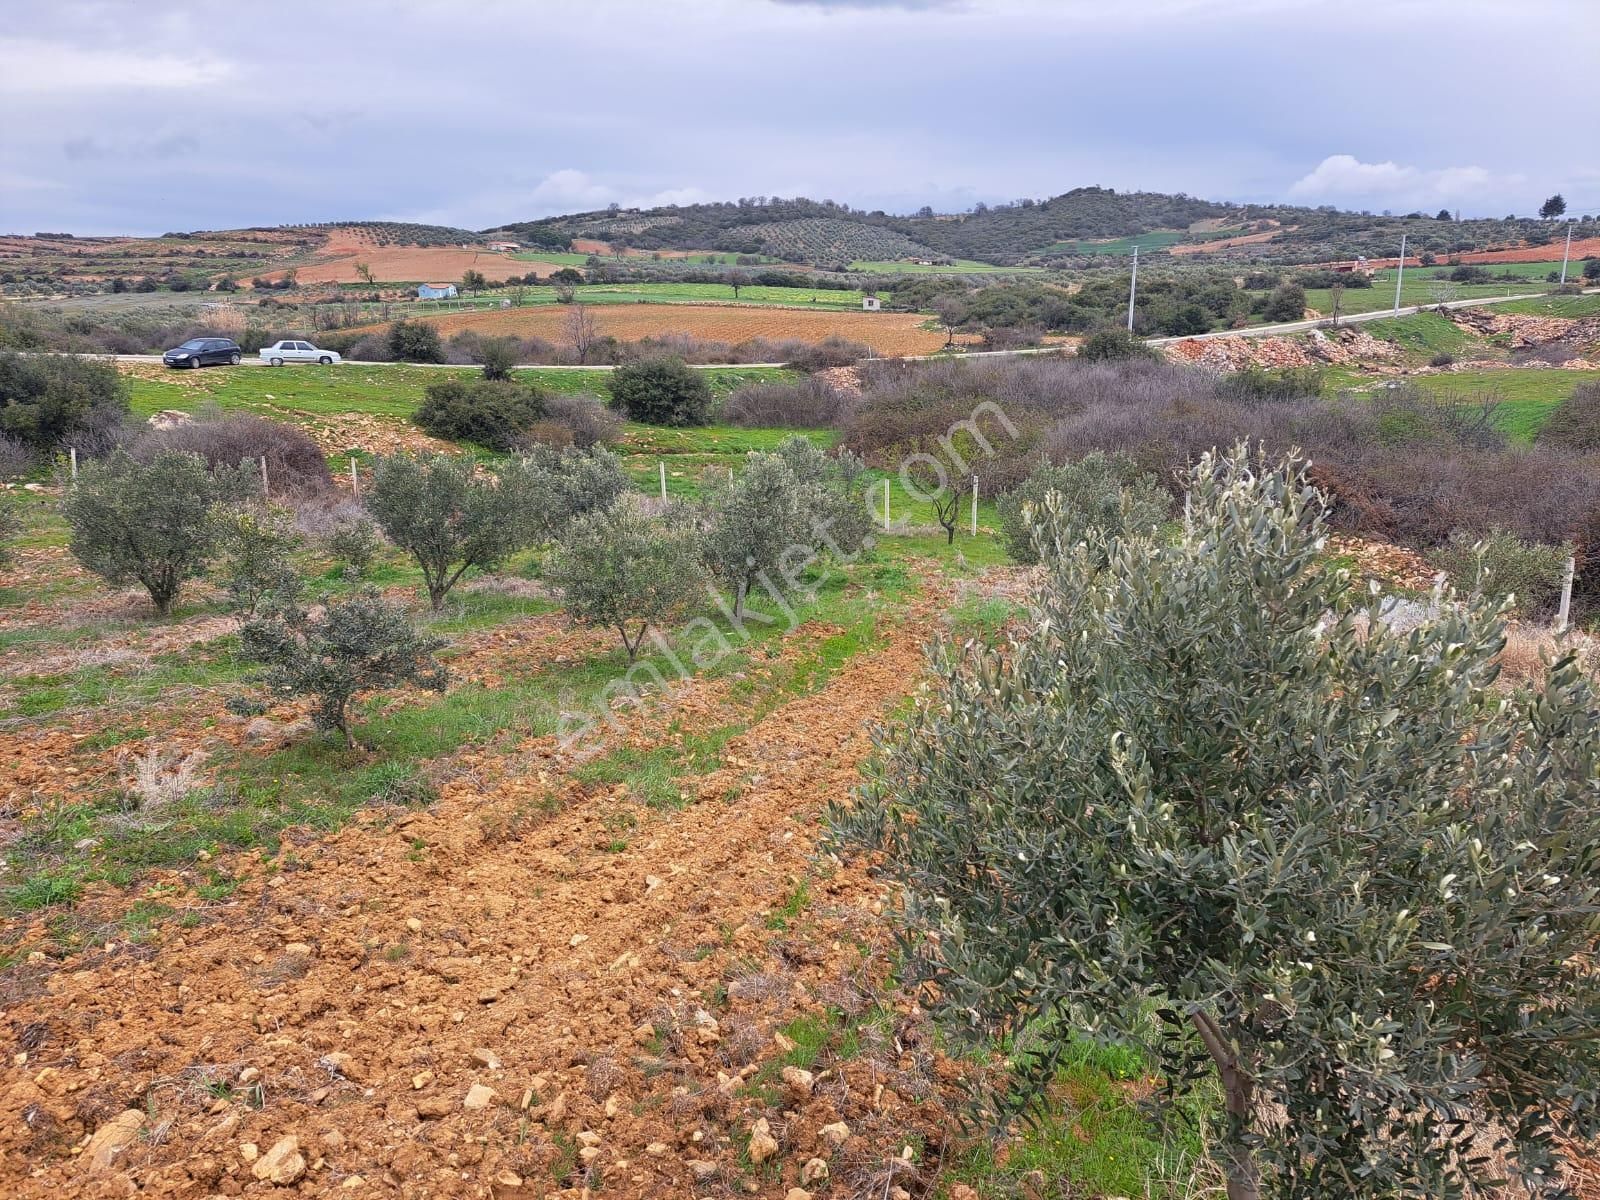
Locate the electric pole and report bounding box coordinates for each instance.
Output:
[1560,220,1574,285]
[1126,244,1139,332]
[1393,233,1407,313]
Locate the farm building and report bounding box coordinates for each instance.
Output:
[862,296,881,311]
[486,241,520,252]
[417,283,458,299]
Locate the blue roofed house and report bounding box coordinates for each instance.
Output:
[417,283,458,299]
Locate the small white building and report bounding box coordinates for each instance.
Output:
[487,241,521,253]
[862,296,881,311]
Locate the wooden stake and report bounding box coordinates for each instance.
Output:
[1557,554,1576,634]
[260,456,269,497]
[659,461,667,502]
[69,447,78,480]
[349,457,360,496]
[882,479,891,533]
[971,476,978,535]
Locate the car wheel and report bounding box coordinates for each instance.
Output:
[229,352,241,366]
[189,357,202,368]
[319,356,332,365]
[270,357,283,367]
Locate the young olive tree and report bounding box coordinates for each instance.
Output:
[831,445,1600,1200]
[773,434,873,557]
[500,444,631,543]
[210,500,302,615]
[368,452,528,610]
[239,588,447,749]
[62,450,232,615]
[547,502,700,661]
[997,451,1170,565]
[702,453,806,617]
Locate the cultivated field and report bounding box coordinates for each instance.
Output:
[377,304,970,355]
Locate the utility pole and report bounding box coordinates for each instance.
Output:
[1126,244,1139,332]
[1392,233,1407,313]
[1560,220,1574,285]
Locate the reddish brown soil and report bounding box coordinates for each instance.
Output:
[0,597,968,1198]
[568,240,704,260]
[1449,237,1600,265]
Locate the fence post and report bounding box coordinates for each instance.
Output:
[971,476,978,535]
[69,447,78,480]
[1557,554,1576,634]
[659,461,667,502]
[349,456,360,497]
[882,479,891,533]
[260,456,269,498]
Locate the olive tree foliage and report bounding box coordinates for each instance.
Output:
[499,444,631,543]
[772,434,873,556]
[830,446,1600,1200]
[701,453,806,617]
[62,450,246,615]
[239,588,447,748]
[210,500,302,615]
[546,501,701,660]
[367,453,529,610]
[997,452,1170,565]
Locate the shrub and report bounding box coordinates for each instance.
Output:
[702,454,806,615]
[62,450,228,614]
[0,432,30,478]
[368,453,529,609]
[1216,365,1325,403]
[1075,326,1153,362]
[500,444,631,542]
[0,351,130,454]
[240,588,448,748]
[784,336,869,372]
[608,358,711,427]
[413,377,547,451]
[1262,280,1308,322]
[831,446,1600,1200]
[325,516,383,577]
[1536,380,1600,452]
[480,336,520,381]
[773,434,873,556]
[997,452,1169,565]
[210,501,302,615]
[0,500,19,568]
[138,412,333,494]
[1428,351,1455,368]
[723,378,850,428]
[532,393,622,449]
[1428,527,1570,616]
[547,502,701,660]
[386,318,444,363]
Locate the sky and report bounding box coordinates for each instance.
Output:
[2,0,1595,236]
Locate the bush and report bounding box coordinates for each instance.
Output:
[62,450,229,614]
[722,378,850,428]
[0,432,31,478]
[1428,527,1570,616]
[831,446,1600,1200]
[413,377,547,451]
[325,516,383,577]
[1075,326,1153,362]
[784,336,869,372]
[1262,280,1308,322]
[0,500,19,568]
[608,358,711,426]
[210,501,302,615]
[240,588,447,748]
[997,452,1169,565]
[0,352,130,454]
[532,393,622,449]
[547,502,701,660]
[702,454,806,615]
[500,444,630,542]
[1536,380,1600,452]
[368,453,530,609]
[137,412,333,494]
[1428,352,1455,368]
[386,318,444,363]
[1215,365,1326,403]
[773,434,873,556]
[480,336,520,381]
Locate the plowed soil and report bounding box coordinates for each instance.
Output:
[388,304,958,356]
[1451,237,1600,264]
[0,594,969,1198]
[259,248,562,287]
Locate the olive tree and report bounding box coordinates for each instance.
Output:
[773,434,873,557]
[500,444,630,543]
[240,588,447,749]
[702,453,806,617]
[831,446,1600,1200]
[210,500,302,615]
[547,502,700,660]
[62,450,231,615]
[997,451,1170,565]
[368,452,528,609]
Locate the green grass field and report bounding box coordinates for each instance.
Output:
[1328,366,1600,444]
[1044,230,1189,257]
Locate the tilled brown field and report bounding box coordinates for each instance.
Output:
[0,591,971,1199]
[388,304,961,356]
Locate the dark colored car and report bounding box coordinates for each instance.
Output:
[163,338,242,368]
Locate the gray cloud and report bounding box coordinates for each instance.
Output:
[1,0,1595,235]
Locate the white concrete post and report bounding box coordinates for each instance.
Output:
[970,476,978,535]
[1557,554,1576,634]
[260,456,269,497]
[349,457,360,496]
[659,461,667,502]
[69,447,78,480]
[882,479,891,533]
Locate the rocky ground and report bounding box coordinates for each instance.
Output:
[0,586,974,1199]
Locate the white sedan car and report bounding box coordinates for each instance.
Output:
[259,340,342,366]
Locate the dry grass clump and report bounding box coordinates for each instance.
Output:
[1497,622,1600,687]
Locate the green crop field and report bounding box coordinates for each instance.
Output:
[1044,230,1188,256]
[849,258,1038,274]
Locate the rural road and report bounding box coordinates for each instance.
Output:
[73,285,1600,372]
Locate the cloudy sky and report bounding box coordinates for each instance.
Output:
[3,0,1595,235]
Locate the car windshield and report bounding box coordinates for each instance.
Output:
[178,340,207,350]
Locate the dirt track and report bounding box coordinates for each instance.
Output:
[0,593,959,1198]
